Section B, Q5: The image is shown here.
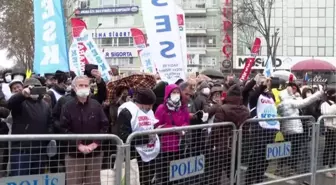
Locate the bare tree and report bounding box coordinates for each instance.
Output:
[234,0,280,64]
[0,0,34,70]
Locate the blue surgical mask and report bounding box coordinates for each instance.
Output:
[141,109,150,114]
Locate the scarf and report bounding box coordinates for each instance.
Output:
[166,99,181,111]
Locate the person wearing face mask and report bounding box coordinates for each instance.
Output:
[277,84,324,176]
[155,84,189,185]
[1,69,13,101]
[115,88,158,185]
[60,75,109,185]
[320,88,336,178]
[7,77,53,176]
[45,70,68,109]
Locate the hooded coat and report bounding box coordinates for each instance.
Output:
[155,84,190,152]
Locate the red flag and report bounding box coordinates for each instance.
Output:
[71,18,87,38]
[239,38,261,81]
[130,28,147,51]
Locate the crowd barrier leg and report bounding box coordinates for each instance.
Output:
[125,144,131,185]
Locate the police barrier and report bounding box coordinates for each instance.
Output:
[0,134,124,185]
[236,116,316,185]
[124,122,237,185]
[313,115,336,185]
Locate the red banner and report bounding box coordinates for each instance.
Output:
[239,38,261,81]
[70,18,89,69]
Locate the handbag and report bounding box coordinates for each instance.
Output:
[100,156,140,185]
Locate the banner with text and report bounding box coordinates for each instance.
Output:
[71,18,89,72]
[77,30,111,82]
[68,40,83,76]
[140,47,157,74]
[142,0,185,84]
[33,0,69,74]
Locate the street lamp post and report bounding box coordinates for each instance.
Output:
[95,23,102,44]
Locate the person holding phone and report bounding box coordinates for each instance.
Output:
[7,77,53,176]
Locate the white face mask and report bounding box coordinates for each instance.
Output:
[170,94,180,103]
[5,75,12,83]
[76,88,90,98]
[30,94,39,100]
[202,88,210,95]
[306,92,312,97]
[13,75,24,82]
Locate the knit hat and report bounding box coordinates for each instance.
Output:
[227,84,241,97]
[211,86,223,94]
[23,77,42,88]
[54,70,67,83]
[197,81,209,91]
[134,88,156,105]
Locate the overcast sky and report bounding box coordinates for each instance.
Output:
[0,49,14,68]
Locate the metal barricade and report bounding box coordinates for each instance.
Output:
[0,134,124,185]
[236,116,316,185]
[124,122,237,185]
[313,115,336,185]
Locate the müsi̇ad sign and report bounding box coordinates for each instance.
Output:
[235,56,336,70]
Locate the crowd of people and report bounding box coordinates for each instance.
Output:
[0,66,335,185]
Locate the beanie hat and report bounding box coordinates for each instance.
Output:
[197,81,209,91]
[23,77,42,88]
[54,70,67,83]
[227,84,241,97]
[134,88,156,105]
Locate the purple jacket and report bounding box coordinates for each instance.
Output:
[155,84,190,152]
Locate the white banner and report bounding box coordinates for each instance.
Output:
[142,0,186,84]
[140,47,157,74]
[76,29,112,82]
[68,40,83,76]
[176,5,188,75]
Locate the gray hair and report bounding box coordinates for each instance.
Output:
[71,75,90,88]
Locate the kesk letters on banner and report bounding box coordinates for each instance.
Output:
[68,40,83,76]
[140,47,157,74]
[142,0,186,84]
[33,0,69,74]
[76,29,111,82]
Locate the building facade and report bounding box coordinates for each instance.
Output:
[234,0,336,71]
[65,0,227,74]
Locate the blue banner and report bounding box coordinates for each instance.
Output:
[33,0,69,74]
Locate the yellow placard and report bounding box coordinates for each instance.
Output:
[274,131,285,142]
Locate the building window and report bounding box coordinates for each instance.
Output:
[325,47,333,56]
[101,38,112,46]
[318,8,326,17]
[318,37,326,46]
[118,37,131,46]
[187,36,205,47]
[295,27,302,36]
[294,8,302,17]
[318,47,325,56]
[206,36,216,47]
[318,28,325,37]
[295,47,302,56]
[302,47,310,56]
[79,0,90,9]
[310,46,318,56]
[129,58,134,65]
